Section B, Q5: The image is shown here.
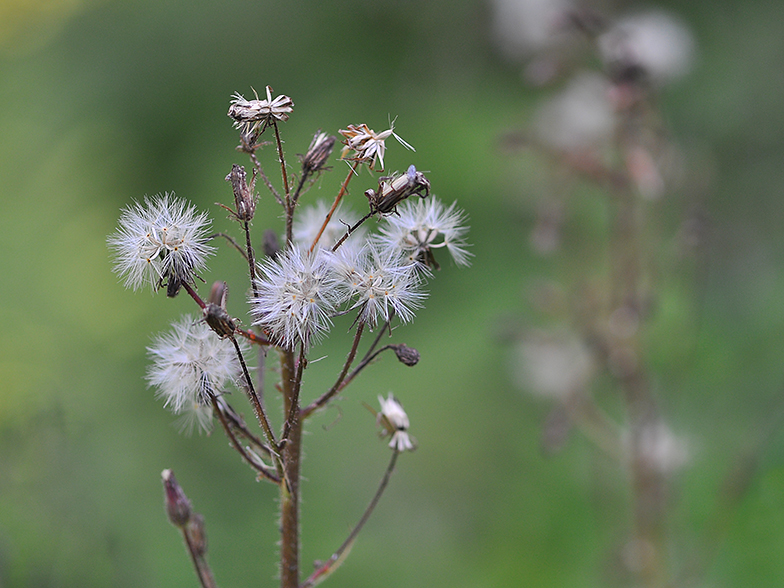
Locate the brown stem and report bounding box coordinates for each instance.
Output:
[208,231,248,260]
[183,282,206,309]
[181,526,217,588]
[331,211,373,253]
[309,162,360,253]
[229,335,279,457]
[279,347,302,588]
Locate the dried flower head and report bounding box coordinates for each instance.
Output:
[302,131,336,174]
[339,121,414,171]
[228,86,294,135]
[224,164,257,221]
[250,247,341,350]
[147,316,246,434]
[377,393,415,452]
[108,193,214,293]
[375,197,471,269]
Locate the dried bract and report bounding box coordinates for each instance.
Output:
[203,281,237,339]
[302,132,336,174]
[225,164,257,221]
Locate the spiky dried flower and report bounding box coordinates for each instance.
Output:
[228,86,294,135]
[339,121,414,171]
[377,393,415,452]
[108,193,214,293]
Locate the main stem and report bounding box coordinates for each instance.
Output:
[279,347,301,588]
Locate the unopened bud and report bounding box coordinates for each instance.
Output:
[366,165,430,215]
[225,164,257,221]
[162,469,192,528]
[204,281,236,338]
[302,132,335,174]
[392,344,420,366]
[166,276,182,298]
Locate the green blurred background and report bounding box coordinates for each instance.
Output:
[2,0,784,586]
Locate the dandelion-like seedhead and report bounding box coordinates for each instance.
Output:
[376,197,471,269]
[108,193,214,293]
[377,393,414,452]
[332,244,425,328]
[250,247,341,350]
[146,316,246,434]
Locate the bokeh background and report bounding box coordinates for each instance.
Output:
[2,0,784,586]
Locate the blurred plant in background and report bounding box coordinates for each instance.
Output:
[492,1,738,586]
[107,87,468,588]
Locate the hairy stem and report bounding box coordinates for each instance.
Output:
[279,347,301,588]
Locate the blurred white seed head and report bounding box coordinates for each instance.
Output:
[534,71,616,152]
[292,201,365,252]
[250,247,341,350]
[332,243,425,328]
[375,197,471,269]
[108,193,214,293]
[490,0,574,61]
[146,316,245,434]
[512,329,595,401]
[378,393,415,452]
[624,421,690,475]
[599,10,695,86]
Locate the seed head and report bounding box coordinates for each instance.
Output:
[375,197,471,269]
[147,316,246,434]
[302,131,336,174]
[108,193,214,293]
[250,247,341,350]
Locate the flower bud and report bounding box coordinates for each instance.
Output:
[162,469,192,528]
[392,344,420,366]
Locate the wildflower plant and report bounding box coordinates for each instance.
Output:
[108,85,468,588]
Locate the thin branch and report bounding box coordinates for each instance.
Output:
[301,450,400,588]
[309,161,360,253]
[208,232,248,260]
[302,322,365,419]
[210,394,280,483]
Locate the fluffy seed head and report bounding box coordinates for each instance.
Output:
[250,247,341,350]
[108,193,214,293]
[376,197,471,269]
[146,316,245,434]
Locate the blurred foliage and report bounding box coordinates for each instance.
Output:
[2,0,784,587]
